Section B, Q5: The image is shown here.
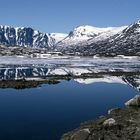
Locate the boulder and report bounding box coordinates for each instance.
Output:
[125,95,140,107]
[70,129,90,140]
[103,118,116,127]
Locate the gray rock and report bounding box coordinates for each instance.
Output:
[71,129,90,140]
[103,118,116,127]
[125,95,140,106]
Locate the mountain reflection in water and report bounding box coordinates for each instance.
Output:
[0,57,140,140]
[0,63,140,91]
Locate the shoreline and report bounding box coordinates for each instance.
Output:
[61,96,140,140]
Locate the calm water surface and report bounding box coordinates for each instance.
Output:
[0,80,138,140]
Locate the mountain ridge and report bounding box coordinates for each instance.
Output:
[0,25,67,48]
[0,20,140,56]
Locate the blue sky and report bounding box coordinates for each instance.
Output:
[0,0,140,33]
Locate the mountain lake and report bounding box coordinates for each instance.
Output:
[0,56,139,140]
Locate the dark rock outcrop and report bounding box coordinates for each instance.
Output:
[0,25,52,48]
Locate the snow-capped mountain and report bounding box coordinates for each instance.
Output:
[0,25,67,48]
[56,25,127,48]
[56,20,140,56]
[104,20,140,55]
[0,19,140,56]
[88,20,140,56]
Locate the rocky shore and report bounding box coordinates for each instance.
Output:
[61,96,140,140]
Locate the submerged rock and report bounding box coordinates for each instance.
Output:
[125,95,140,107]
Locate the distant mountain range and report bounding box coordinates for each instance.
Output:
[0,25,67,48]
[0,20,140,56]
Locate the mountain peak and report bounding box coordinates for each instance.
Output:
[70,25,127,39]
[73,25,113,35]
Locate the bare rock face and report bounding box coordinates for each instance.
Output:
[0,26,50,48]
[125,95,140,107]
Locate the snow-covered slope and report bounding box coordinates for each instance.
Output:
[88,26,127,43]
[56,20,140,56]
[49,33,67,43]
[56,25,127,47]
[89,20,140,56]
[48,33,67,46]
